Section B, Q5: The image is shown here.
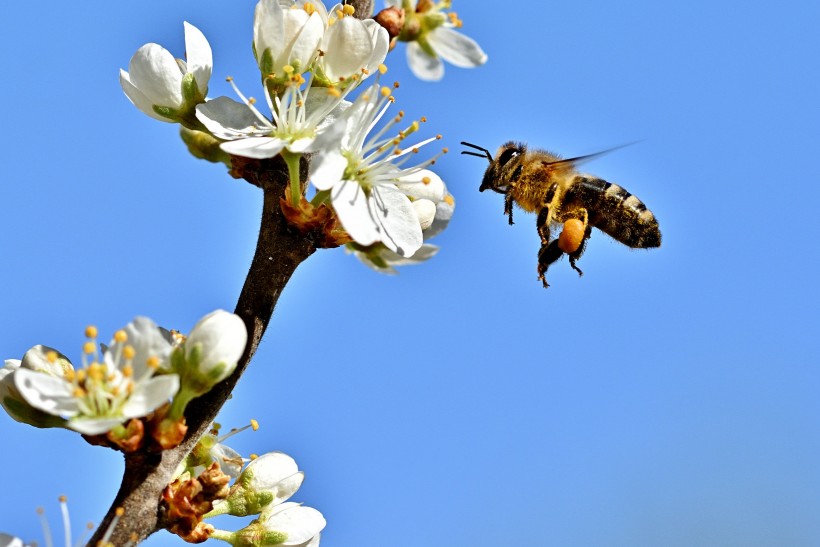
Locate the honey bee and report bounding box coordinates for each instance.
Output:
[461,141,661,288]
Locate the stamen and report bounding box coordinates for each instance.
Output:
[342,4,355,15]
[146,356,160,370]
[100,508,125,545]
[83,342,96,355]
[114,330,128,344]
[36,506,53,547]
[249,453,259,460]
[59,496,71,547]
[46,350,58,363]
[122,364,134,378]
[251,419,259,431]
[85,326,98,339]
[123,346,136,360]
[378,64,388,74]
[303,2,317,15]
[380,86,392,97]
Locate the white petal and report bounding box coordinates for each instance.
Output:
[221,136,287,159]
[185,310,247,381]
[288,137,318,153]
[282,11,323,70]
[406,41,444,81]
[428,27,488,68]
[425,194,455,239]
[120,69,172,122]
[321,17,373,81]
[196,97,271,140]
[331,180,381,246]
[244,452,300,490]
[67,417,126,436]
[396,169,445,202]
[363,21,390,75]
[412,199,437,230]
[262,503,326,546]
[111,317,172,377]
[122,374,180,418]
[128,43,185,108]
[254,0,286,63]
[371,185,423,257]
[211,443,245,479]
[20,345,72,378]
[13,369,79,417]
[183,22,212,93]
[310,150,347,191]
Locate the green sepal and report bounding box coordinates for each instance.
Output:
[259,48,275,79]
[181,72,204,105]
[232,521,288,547]
[153,104,185,122]
[180,125,232,164]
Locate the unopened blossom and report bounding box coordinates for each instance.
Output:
[348,169,455,272]
[181,310,247,390]
[196,78,347,160]
[209,452,305,517]
[310,82,448,257]
[253,0,326,85]
[383,0,487,81]
[120,22,212,123]
[7,319,179,435]
[211,502,325,547]
[312,4,389,88]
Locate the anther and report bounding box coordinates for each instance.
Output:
[251,419,260,431]
[122,364,134,378]
[342,4,355,15]
[226,76,234,82]
[250,453,259,460]
[283,64,294,74]
[422,176,431,184]
[327,87,342,98]
[248,97,257,104]
[380,86,392,97]
[445,195,455,206]
[83,342,96,355]
[146,356,160,370]
[46,350,58,363]
[123,346,136,360]
[114,330,128,343]
[393,81,400,88]
[436,134,443,139]
[303,2,317,15]
[85,326,98,339]
[378,64,388,74]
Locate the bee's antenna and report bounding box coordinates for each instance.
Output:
[461,141,493,163]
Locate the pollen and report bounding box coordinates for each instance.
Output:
[251,419,260,431]
[73,387,86,397]
[146,356,160,370]
[123,345,136,360]
[76,369,87,383]
[115,507,125,517]
[380,86,392,97]
[420,116,427,123]
[393,81,400,88]
[442,147,449,153]
[83,341,96,355]
[59,495,68,503]
[250,453,259,460]
[122,364,134,378]
[444,194,455,206]
[335,8,344,18]
[342,4,355,15]
[88,363,105,382]
[448,12,464,28]
[46,350,58,363]
[85,325,98,339]
[303,2,317,15]
[248,97,257,105]
[436,134,443,140]
[114,330,128,343]
[65,369,75,382]
[361,67,369,75]
[388,96,395,103]
[394,149,403,155]
[422,176,431,184]
[327,86,342,98]
[378,64,388,74]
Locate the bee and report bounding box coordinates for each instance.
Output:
[461,141,661,288]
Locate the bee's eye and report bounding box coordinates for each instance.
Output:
[497,147,520,167]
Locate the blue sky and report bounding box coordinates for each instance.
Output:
[2,0,820,545]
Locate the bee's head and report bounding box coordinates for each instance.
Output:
[462,141,525,194]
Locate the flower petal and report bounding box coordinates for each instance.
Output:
[128,43,185,108]
[120,69,172,122]
[428,26,488,68]
[425,194,455,239]
[67,417,126,436]
[13,368,79,418]
[412,199,437,230]
[321,17,373,81]
[244,452,300,491]
[109,317,172,378]
[371,185,423,257]
[262,503,326,546]
[331,180,381,246]
[310,150,347,191]
[406,41,444,81]
[221,136,287,159]
[196,97,271,140]
[183,22,213,93]
[20,345,72,378]
[185,310,247,381]
[396,169,445,202]
[122,374,180,419]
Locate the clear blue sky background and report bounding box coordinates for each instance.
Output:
[2,1,819,545]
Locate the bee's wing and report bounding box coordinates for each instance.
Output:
[545,142,640,169]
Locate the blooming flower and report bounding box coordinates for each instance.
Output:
[312,4,390,88]
[348,169,455,272]
[120,22,212,123]
[7,319,179,435]
[384,0,487,81]
[253,0,325,84]
[196,78,348,160]
[310,82,447,257]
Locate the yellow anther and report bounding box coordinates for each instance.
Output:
[436,134,443,140]
[115,507,125,517]
[283,64,295,74]
[88,363,104,382]
[127,383,135,395]
[380,86,392,97]
[393,81,400,88]
[83,341,96,355]
[59,495,68,503]
[114,330,128,343]
[420,116,427,122]
[342,4,355,15]
[250,453,259,460]
[73,387,86,398]
[46,350,58,363]
[146,356,160,370]
[251,419,260,431]
[335,9,344,18]
[378,64,388,74]
[361,67,369,75]
[327,86,342,98]
[226,76,234,82]
[123,345,136,360]
[76,369,87,383]
[388,96,395,103]
[85,325,98,339]
[65,369,75,382]
[248,97,257,104]
[444,194,455,206]
[303,2,317,15]
[442,147,449,153]
[111,386,120,396]
[422,176,431,184]
[122,364,134,378]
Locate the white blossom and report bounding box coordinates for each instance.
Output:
[8,319,179,435]
[183,310,247,386]
[253,0,326,82]
[260,502,326,546]
[120,22,212,121]
[310,83,447,257]
[386,0,487,81]
[312,4,389,87]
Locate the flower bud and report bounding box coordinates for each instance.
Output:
[183,310,247,391]
[211,452,304,517]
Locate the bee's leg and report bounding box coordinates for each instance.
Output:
[504,192,514,225]
[536,208,550,245]
[537,240,563,289]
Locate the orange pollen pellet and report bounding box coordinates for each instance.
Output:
[46,350,58,363]
[85,326,98,339]
[557,218,585,253]
[114,330,128,343]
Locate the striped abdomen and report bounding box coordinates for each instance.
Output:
[563,176,661,248]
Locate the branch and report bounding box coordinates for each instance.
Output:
[345,0,375,18]
[88,156,316,545]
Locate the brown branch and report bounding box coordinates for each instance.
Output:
[88,156,316,545]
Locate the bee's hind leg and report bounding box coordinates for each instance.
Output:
[567,228,592,276]
[537,240,563,289]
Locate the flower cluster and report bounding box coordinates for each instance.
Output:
[119,0,485,274]
[1,310,246,444]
